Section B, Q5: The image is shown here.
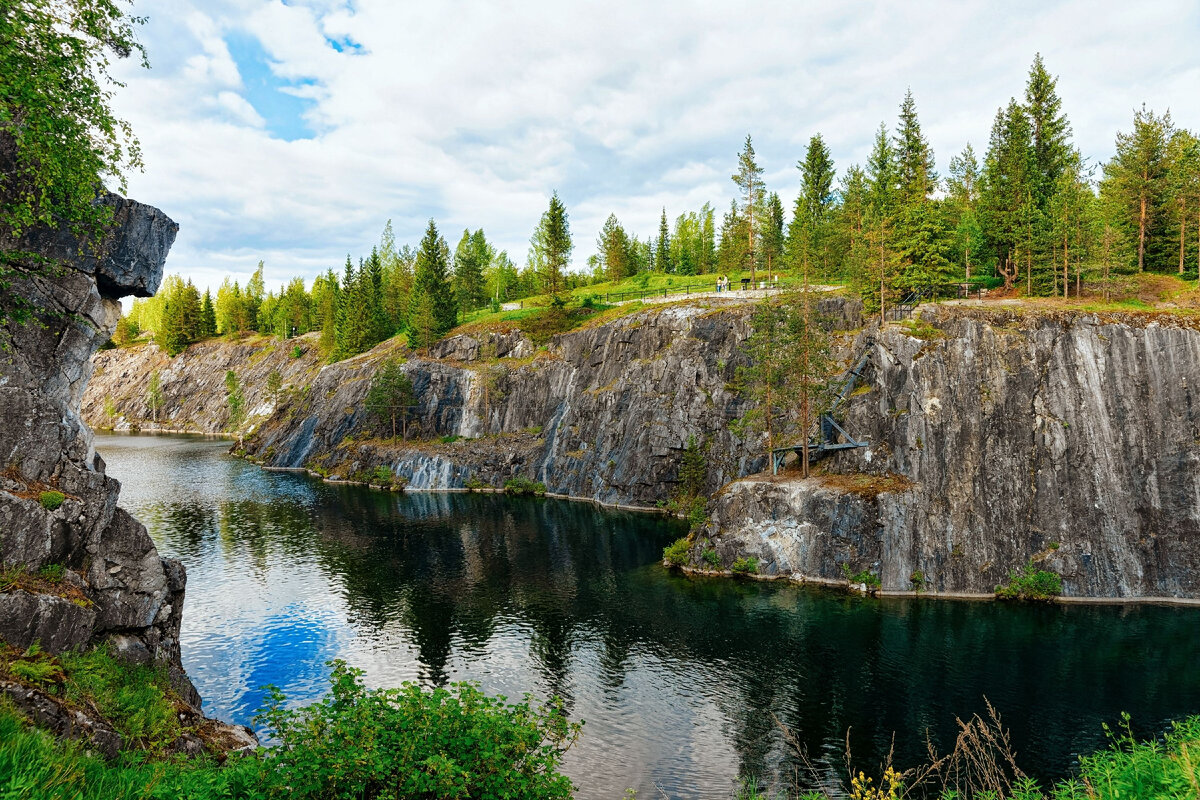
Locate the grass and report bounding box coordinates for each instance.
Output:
[0,565,91,606]
[0,643,186,753]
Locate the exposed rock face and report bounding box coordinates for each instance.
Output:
[84,333,325,434]
[84,294,1200,599]
[0,194,251,748]
[698,307,1200,599]
[243,302,798,506]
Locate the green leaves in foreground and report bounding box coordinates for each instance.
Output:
[0,658,581,800]
[254,660,581,800]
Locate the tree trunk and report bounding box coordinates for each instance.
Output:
[1180,209,1187,275]
[1138,193,1147,272]
[1063,235,1069,300]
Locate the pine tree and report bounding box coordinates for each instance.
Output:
[1102,105,1175,272]
[946,144,983,280]
[763,192,785,276]
[453,229,488,311]
[732,135,765,282]
[1168,130,1200,275]
[529,193,572,296]
[366,358,417,439]
[677,435,707,497]
[865,123,901,318]
[597,214,634,282]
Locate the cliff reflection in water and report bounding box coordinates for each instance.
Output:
[99,434,1200,800]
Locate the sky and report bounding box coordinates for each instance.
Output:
[108,0,1200,295]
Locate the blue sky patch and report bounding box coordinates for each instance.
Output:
[225,31,316,141]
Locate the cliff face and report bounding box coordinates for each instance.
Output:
[0,194,254,753]
[85,333,325,434]
[243,301,791,507]
[85,294,1200,599]
[697,306,1200,599]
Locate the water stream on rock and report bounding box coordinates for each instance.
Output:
[97,433,1200,799]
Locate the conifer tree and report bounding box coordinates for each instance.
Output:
[732,135,765,282]
[947,144,984,280]
[656,208,672,273]
[528,193,572,296]
[1024,54,1074,209]
[1102,105,1174,272]
[200,289,217,338]
[763,193,785,276]
[981,100,1036,289]
[894,90,937,202]
[789,134,837,279]
[411,219,457,347]
[453,229,488,311]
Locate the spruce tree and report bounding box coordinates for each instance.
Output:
[412,219,457,347]
[200,289,217,338]
[1024,54,1074,208]
[656,208,672,273]
[789,134,836,279]
[981,101,1036,289]
[894,90,937,202]
[453,229,488,311]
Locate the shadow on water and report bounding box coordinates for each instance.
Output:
[97,433,1200,799]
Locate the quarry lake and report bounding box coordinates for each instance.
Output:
[98,433,1200,799]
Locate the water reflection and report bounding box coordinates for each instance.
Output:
[98,433,1200,799]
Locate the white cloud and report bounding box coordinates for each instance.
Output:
[109,0,1200,293]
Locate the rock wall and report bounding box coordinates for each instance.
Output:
[243,301,787,507]
[695,306,1200,599]
[0,194,253,751]
[85,333,325,434]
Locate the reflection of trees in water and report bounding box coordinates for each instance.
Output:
[136,477,1200,792]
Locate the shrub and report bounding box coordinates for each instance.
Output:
[909,570,927,592]
[38,491,64,511]
[731,556,759,575]
[441,434,461,444]
[995,560,1063,601]
[701,548,721,568]
[662,537,690,567]
[504,476,547,496]
[464,476,488,492]
[256,660,580,799]
[291,344,304,358]
[841,563,882,589]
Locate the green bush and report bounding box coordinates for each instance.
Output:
[38,491,64,511]
[291,344,304,358]
[464,476,488,492]
[662,537,690,567]
[441,434,461,444]
[37,563,64,583]
[840,563,882,589]
[731,556,759,575]
[504,476,547,496]
[701,548,721,568]
[909,570,927,592]
[996,560,1063,601]
[256,660,580,799]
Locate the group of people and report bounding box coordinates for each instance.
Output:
[713,274,782,293]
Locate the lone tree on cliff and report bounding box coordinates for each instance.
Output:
[528,192,572,298]
[366,358,416,440]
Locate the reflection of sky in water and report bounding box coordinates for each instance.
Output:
[97,433,1200,800]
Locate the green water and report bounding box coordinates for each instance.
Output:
[97,433,1200,799]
